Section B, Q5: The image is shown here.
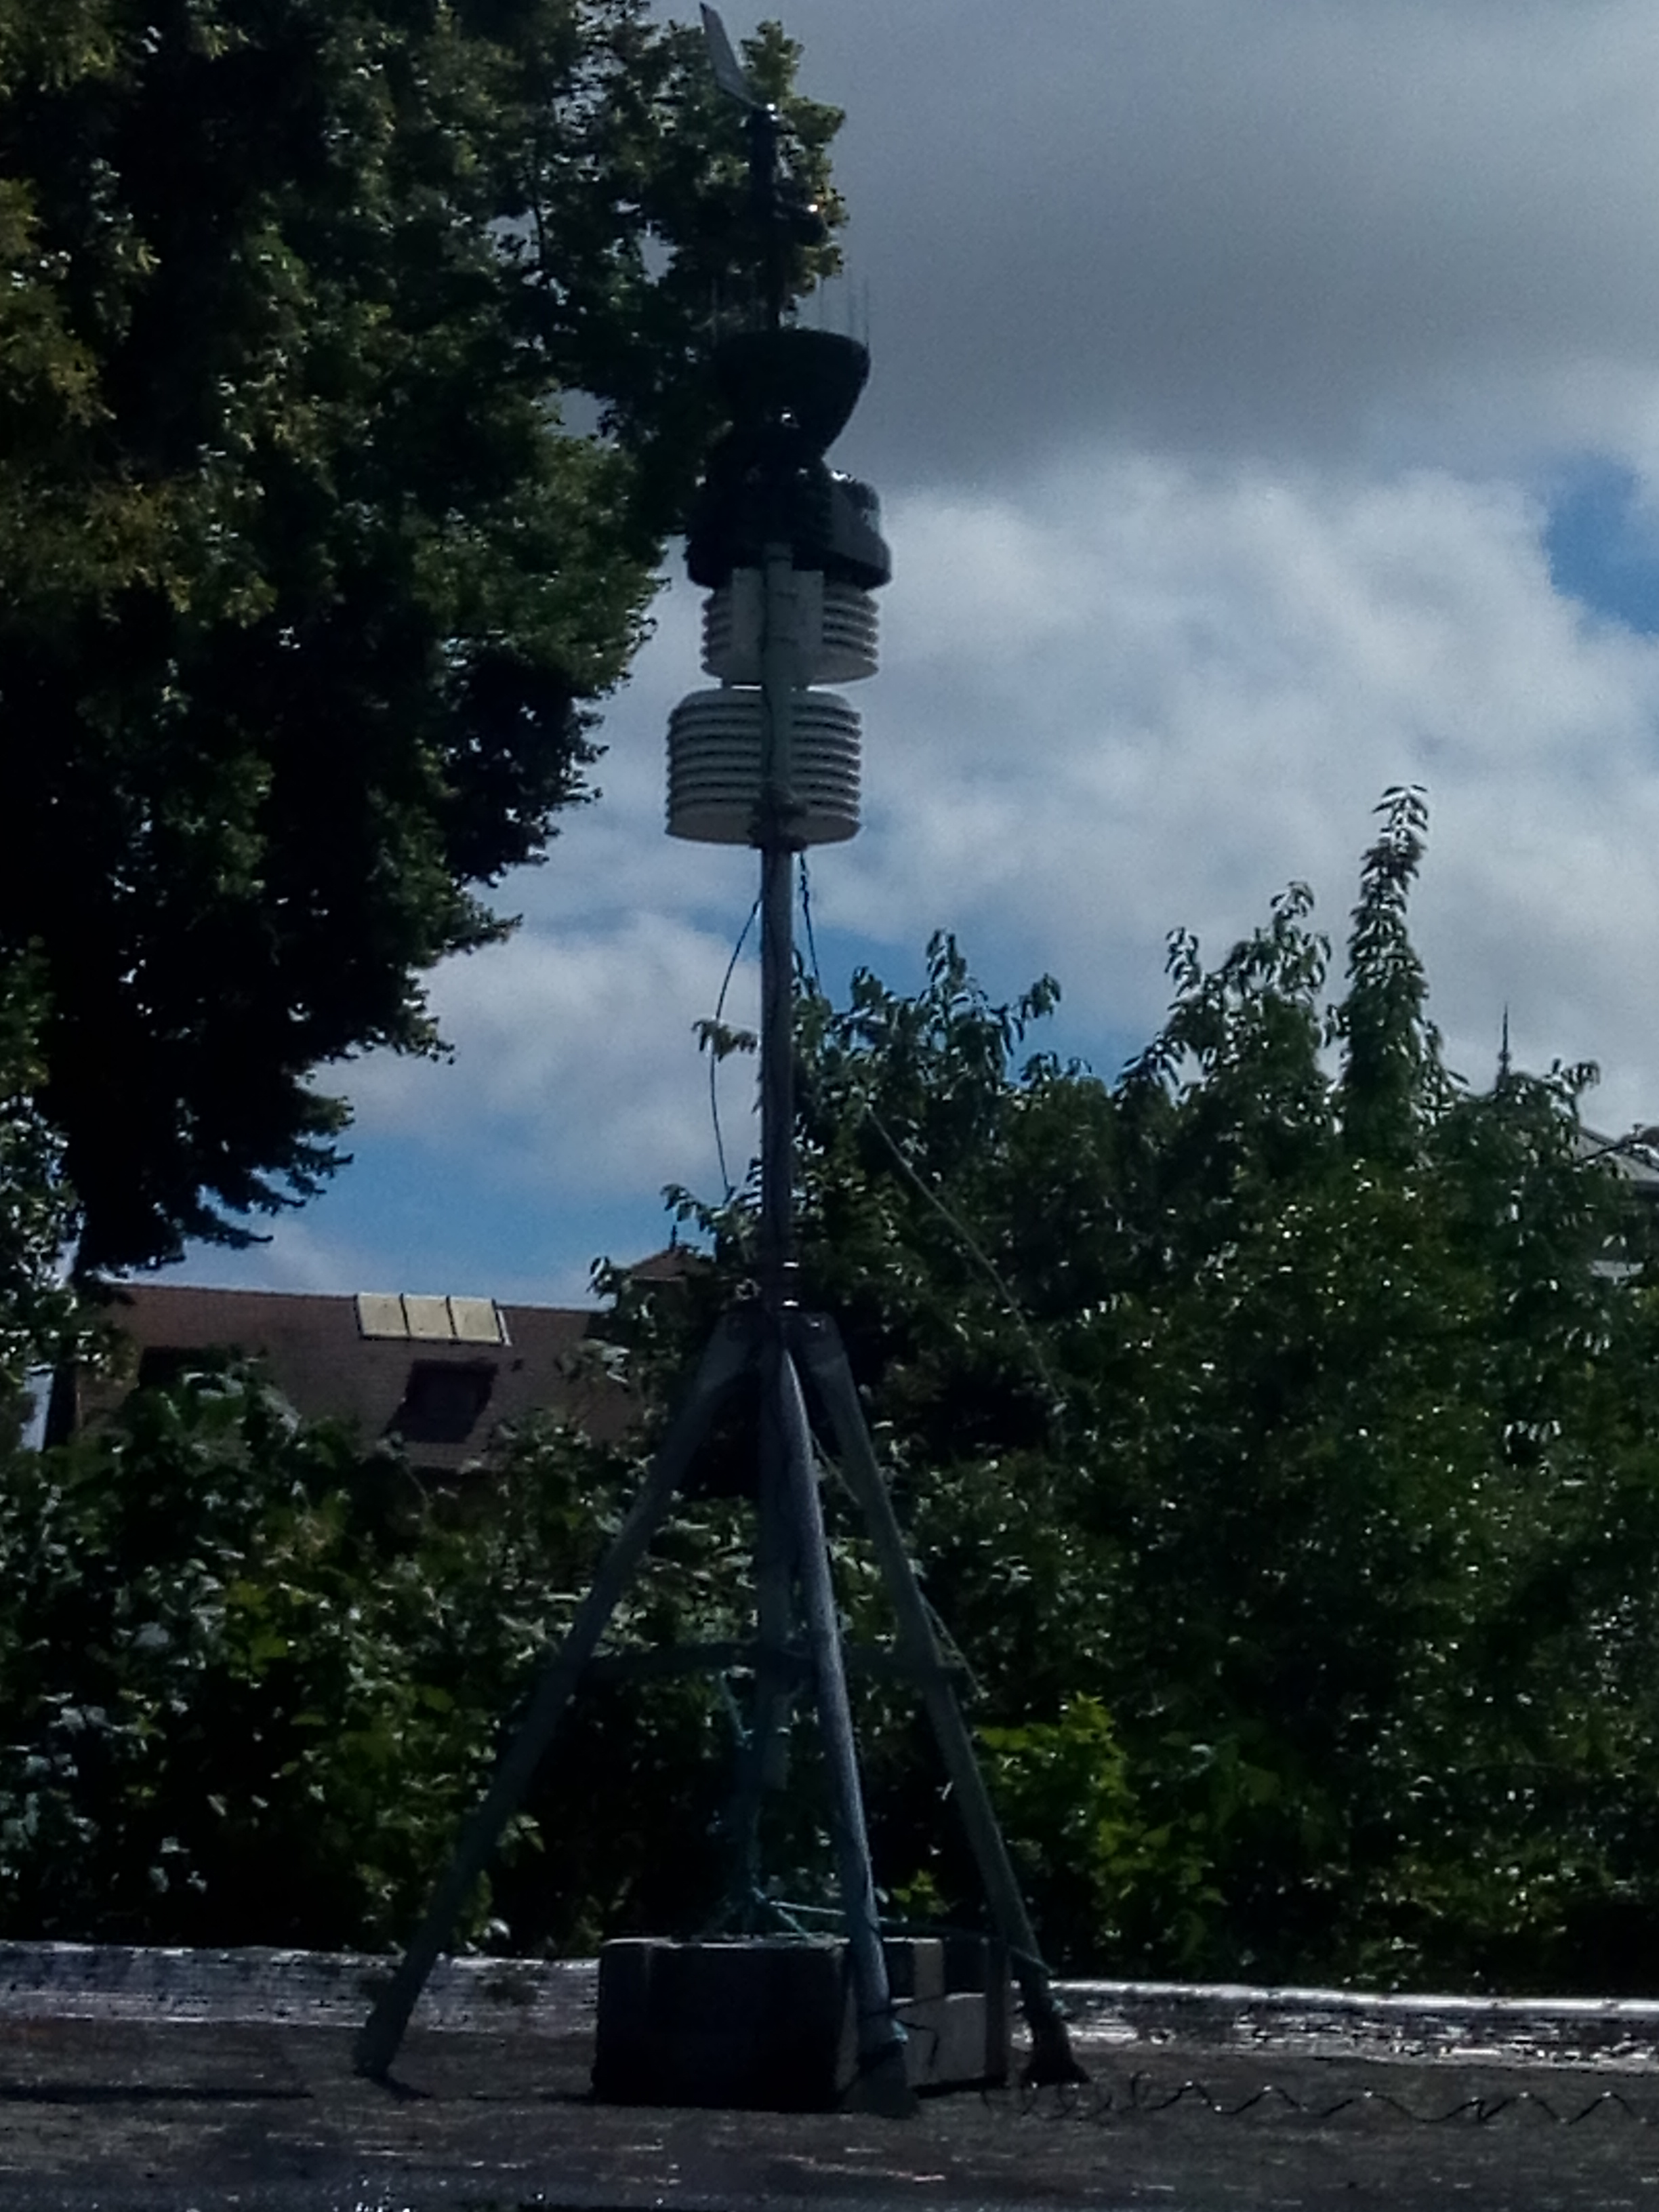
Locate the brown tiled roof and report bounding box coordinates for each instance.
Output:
[73,1284,639,1473]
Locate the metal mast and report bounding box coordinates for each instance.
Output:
[355,12,1082,2106]
[670,12,907,2102]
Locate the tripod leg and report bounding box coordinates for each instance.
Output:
[794,1312,1086,2087]
[355,1309,756,2081]
[775,1345,914,2117]
[718,1442,800,1930]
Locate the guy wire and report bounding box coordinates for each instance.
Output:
[799,848,824,985]
[710,893,760,1199]
[797,860,1067,1439]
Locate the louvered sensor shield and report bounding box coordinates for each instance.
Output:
[668,689,862,846]
[701,574,879,685]
[668,565,878,848]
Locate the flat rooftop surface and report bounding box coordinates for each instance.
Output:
[3,2009,1659,2211]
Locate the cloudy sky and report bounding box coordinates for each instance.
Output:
[175,0,1659,1307]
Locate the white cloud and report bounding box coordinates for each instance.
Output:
[176,1217,383,1297]
[329,447,1659,1250]
[167,1212,608,1311]
[803,451,1659,1121]
[343,912,758,1202]
[701,0,1659,488]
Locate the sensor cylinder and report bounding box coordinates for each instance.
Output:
[668,562,880,848]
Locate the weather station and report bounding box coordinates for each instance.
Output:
[354,7,1083,2116]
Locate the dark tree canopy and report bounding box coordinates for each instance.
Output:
[0,960,89,1416]
[0,0,840,1271]
[9,797,1659,1992]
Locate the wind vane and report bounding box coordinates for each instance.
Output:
[699,2,753,104]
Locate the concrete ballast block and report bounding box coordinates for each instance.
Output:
[592,1935,1010,2109]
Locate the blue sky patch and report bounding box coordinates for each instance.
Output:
[1544,459,1659,636]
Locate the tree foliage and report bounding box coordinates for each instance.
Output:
[0,957,92,1425]
[0,1361,744,1948]
[674,789,1659,1987]
[7,793,1659,1994]
[0,0,841,1269]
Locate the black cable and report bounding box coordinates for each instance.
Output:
[708,895,761,1197]
[1010,2071,1659,2127]
[800,853,823,983]
[797,857,1063,1430]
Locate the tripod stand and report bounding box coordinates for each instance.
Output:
[354,839,1083,2105]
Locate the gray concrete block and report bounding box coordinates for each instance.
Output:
[884,1937,944,2001]
[592,1936,1010,2109]
[897,1938,1011,2092]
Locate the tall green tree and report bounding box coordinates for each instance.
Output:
[0,0,840,1270]
[663,792,1659,1987]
